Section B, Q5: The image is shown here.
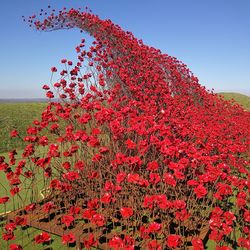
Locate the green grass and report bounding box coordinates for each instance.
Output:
[0,149,47,214]
[0,221,65,250]
[0,103,47,154]
[0,147,70,249]
[218,92,250,110]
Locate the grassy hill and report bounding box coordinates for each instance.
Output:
[0,103,47,153]
[218,92,250,110]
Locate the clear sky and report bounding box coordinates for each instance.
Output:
[0,0,250,98]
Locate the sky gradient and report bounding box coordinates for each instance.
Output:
[1,0,250,98]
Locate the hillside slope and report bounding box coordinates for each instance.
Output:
[0,102,46,153]
[218,92,250,110]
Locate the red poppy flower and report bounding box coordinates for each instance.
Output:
[62,232,76,244]
[243,210,250,222]
[25,203,36,211]
[61,215,74,227]
[120,207,133,218]
[42,84,50,90]
[83,233,97,249]
[166,235,182,248]
[194,184,207,198]
[125,139,136,149]
[223,211,236,225]
[91,213,105,226]
[15,216,27,226]
[10,187,20,196]
[23,170,33,178]
[172,200,186,210]
[108,236,124,249]
[2,231,15,241]
[43,201,55,213]
[34,232,51,244]
[74,160,84,170]
[149,173,161,185]
[99,146,109,153]
[209,230,224,242]
[0,196,9,204]
[63,171,80,181]
[148,240,162,250]
[88,171,99,179]
[10,130,18,137]
[10,244,23,250]
[191,237,204,250]
[163,173,177,187]
[87,198,99,209]
[123,235,135,249]
[147,161,159,171]
[101,192,112,204]
[51,67,57,72]
[82,208,96,220]
[238,237,250,249]
[216,246,232,250]
[62,161,71,170]
[176,209,190,221]
[69,206,81,215]
[5,222,16,232]
[104,181,115,192]
[148,222,162,233]
[116,172,127,183]
[46,91,54,98]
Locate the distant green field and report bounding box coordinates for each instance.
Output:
[218,92,250,110]
[0,103,49,213]
[0,103,47,153]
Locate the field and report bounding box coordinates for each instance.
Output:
[218,92,250,110]
[0,224,63,250]
[0,103,47,153]
[0,103,49,213]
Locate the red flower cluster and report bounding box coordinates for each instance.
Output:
[1,5,249,249]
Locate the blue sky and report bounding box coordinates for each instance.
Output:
[0,0,250,98]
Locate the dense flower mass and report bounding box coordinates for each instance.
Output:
[0,5,249,249]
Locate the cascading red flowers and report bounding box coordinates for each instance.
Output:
[0,5,249,249]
